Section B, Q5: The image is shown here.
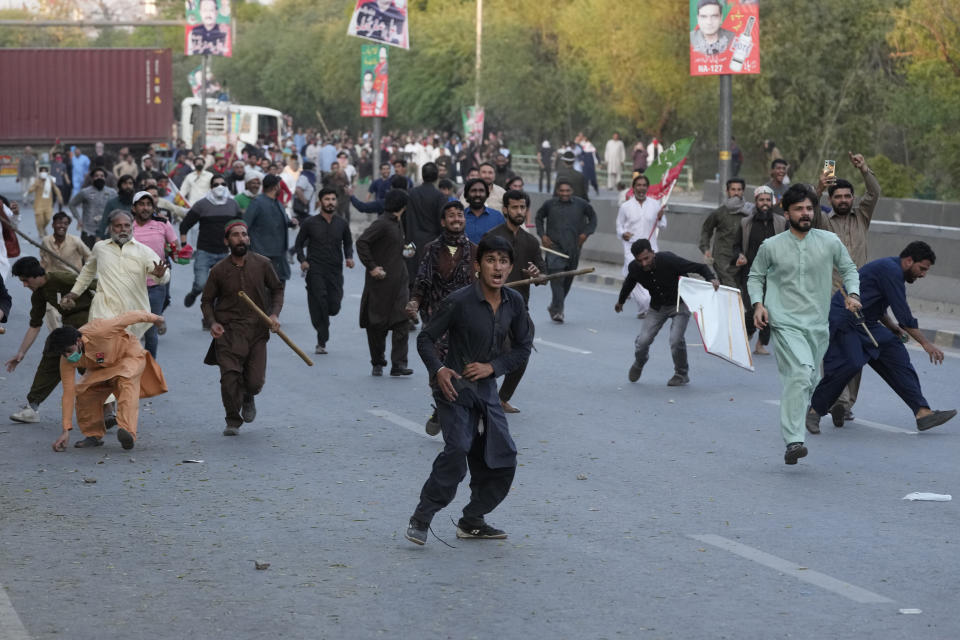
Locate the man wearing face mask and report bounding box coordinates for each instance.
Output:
[61,210,170,340]
[26,165,63,237]
[68,167,117,249]
[179,174,242,318]
[180,158,214,204]
[733,186,785,355]
[96,174,136,240]
[616,174,665,317]
[47,310,168,452]
[699,177,750,288]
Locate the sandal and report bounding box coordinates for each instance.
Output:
[157,319,167,335]
[74,436,103,448]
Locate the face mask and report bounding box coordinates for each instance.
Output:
[93,178,106,189]
[211,185,229,198]
[39,171,49,179]
[724,196,744,210]
[66,350,82,363]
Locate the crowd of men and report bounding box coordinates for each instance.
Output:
[1,134,955,546]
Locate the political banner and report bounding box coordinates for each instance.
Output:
[361,45,389,117]
[188,65,222,98]
[678,276,753,371]
[689,0,759,76]
[185,0,232,57]
[644,136,694,200]
[347,0,409,50]
[462,106,484,144]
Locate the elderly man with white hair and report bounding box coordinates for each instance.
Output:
[235,168,263,213]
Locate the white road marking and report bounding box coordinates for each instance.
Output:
[0,584,31,640]
[689,534,894,604]
[762,400,916,435]
[534,337,592,354]
[348,293,362,298]
[367,408,435,439]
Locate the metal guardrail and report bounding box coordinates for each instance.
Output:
[510,154,694,192]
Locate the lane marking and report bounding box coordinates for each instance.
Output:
[762,400,916,435]
[348,293,362,298]
[0,585,31,640]
[689,534,894,604]
[534,337,592,355]
[367,408,435,439]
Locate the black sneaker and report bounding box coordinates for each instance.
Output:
[405,517,428,545]
[916,409,957,431]
[666,374,689,387]
[184,290,199,308]
[241,395,257,423]
[390,367,414,376]
[628,361,643,383]
[372,365,383,377]
[117,427,135,450]
[829,404,845,428]
[455,519,507,539]
[784,442,808,465]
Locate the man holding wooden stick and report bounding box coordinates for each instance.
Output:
[201,220,285,436]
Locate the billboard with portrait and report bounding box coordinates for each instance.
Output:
[185,0,232,57]
[689,0,759,76]
[361,45,389,117]
[347,0,409,50]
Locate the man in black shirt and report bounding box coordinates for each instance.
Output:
[405,235,533,546]
[294,188,354,354]
[615,239,718,386]
[483,190,545,413]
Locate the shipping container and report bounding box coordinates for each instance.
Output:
[0,48,174,145]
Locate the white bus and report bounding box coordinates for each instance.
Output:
[180,97,282,151]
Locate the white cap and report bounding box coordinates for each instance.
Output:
[132,190,154,204]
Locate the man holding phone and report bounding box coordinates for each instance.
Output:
[813,151,881,426]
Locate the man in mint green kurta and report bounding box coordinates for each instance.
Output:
[747,184,861,465]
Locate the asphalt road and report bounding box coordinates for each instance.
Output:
[1,236,959,639]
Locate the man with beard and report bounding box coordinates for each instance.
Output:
[699,178,750,288]
[180,174,242,322]
[535,179,597,323]
[748,184,860,465]
[462,178,505,244]
[294,188,354,355]
[356,190,412,377]
[245,174,295,281]
[404,162,447,286]
[68,167,117,249]
[483,190,545,413]
[48,310,168,452]
[96,174,136,239]
[460,163,506,212]
[404,235,533,546]
[812,152,881,424]
[235,169,262,213]
[225,160,247,195]
[616,174,665,317]
[806,242,956,434]
[131,192,178,359]
[407,201,477,434]
[733,186,785,355]
[615,239,718,387]
[201,220,284,436]
[60,210,169,340]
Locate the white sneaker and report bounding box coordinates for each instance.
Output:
[10,406,40,423]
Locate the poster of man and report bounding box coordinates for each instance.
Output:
[689,0,759,76]
[347,0,410,50]
[185,0,232,57]
[188,65,223,98]
[361,44,389,117]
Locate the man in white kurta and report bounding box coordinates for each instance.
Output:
[62,210,169,339]
[615,175,665,314]
[603,133,626,190]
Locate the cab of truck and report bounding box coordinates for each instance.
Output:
[180,97,282,151]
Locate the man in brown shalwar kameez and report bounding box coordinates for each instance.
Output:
[356,189,412,377]
[201,220,285,436]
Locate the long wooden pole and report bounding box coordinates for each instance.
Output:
[0,215,81,273]
[506,267,594,288]
[237,291,314,366]
[839,284,878,348]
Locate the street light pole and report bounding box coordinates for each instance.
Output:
[718,74,732,203]
[475,0,482,109]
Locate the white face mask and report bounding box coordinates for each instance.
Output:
[39,171,49,178]
[211,185,229,198]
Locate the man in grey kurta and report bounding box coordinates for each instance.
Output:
[748,184,860,465]
[699,178,750,287]
[534,178,597,323]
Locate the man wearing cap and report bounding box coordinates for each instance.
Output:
[26,165,63,237]
[131,191,179,358]
[225,160,248,196]
[554,150,588,201]
[202,220,285,436]
[245,174,295,281]
[61,209,169,342]
[235,169,262,213]
[733,185,785,355]
[179,173,242,321]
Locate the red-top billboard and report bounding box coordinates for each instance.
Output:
[690,0,759,76]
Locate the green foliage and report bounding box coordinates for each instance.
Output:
[867,153,923,198]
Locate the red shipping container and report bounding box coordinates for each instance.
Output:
[0,48,174,144]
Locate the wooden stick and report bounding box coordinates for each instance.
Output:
[0,215,81,273]
[541,245,570,259]
[506,267,595,288]
[839,284,878,348]
[647,180,677,240]
[237,291,314,366]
